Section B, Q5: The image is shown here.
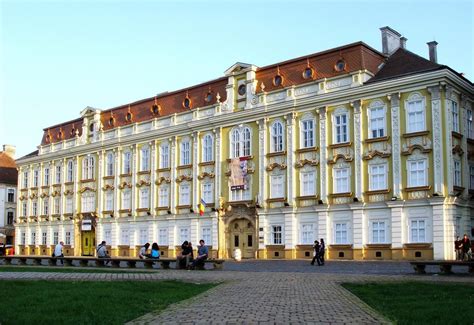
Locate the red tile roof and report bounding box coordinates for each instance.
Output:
[0,152,17,185]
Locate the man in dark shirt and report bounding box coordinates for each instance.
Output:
[454,236,463,260]
[177,241,193,269]
[461,234,472,261]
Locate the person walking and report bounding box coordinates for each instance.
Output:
[319,238,326,265]
[454,236,463,261]
[53,241,64,265]
[310,240,322,266]
[461,234,472,261]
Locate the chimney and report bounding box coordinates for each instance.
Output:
[427,41,438,63]
[2,145,16,158]
[400,37,407,49]
[380,26,402,55]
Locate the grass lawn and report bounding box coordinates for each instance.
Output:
[0,265,154,273]
[0,280,216,324]
[342,282,474,325]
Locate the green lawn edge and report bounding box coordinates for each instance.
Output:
[0,265,159,273]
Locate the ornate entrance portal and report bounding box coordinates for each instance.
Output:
[80,216,96,256]
[229,219,256,259]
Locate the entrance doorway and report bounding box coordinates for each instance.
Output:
[81,231,95,256]
[229,219,256,259]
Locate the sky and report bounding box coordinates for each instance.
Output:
[0,0,473,158]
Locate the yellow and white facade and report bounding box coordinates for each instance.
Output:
[15,27,474,260]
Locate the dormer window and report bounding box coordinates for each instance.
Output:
[183,93,192,109]
[89,124,94,132]
[303,67,313,79]
[108,117,115,127]
[238,84,246,96]
[273,75,283,87]
[151,104,160,115]
[335,59,346,72]
[125,112,132,122]
[205,92,213,103]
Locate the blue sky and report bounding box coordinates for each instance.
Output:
[1,0,473,157]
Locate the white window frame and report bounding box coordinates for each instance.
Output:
[65,196,73,214]
[43,199,49,215]
[179,227,189,243]
[300,171,316,196]
[105,191,114,211]
[271,120,285,152]
[32,201,38,216]
[139,187,150,209]
[300,223,314,244]
[300,117,315,149]
[179,183,191,206]
[121,228,130,246]
[454,159,462,187]
[467,109,473,139]
[270,225,282,245]
[81,192,95,213]
[406,93,426,133]
[53,231,59,245]
[370,220,387,244]
[334,222,348,244]
[67,160,74,182]
[410,219,427,243]
[42,231,47,245]
[368,101,386,139]
[369,163,387,191]
[22,202,27,217]
[201,227,212,245]
[141,146,150,171]
[202,134,214,162]
[82,156,95,180]
[122,190,131,210]
[333,110,349,144]
[333,167,350,193]
[158,186,170,208]
[270,174,285,199]
[452,101,459,133]
[65,231,71,245]
[33,170,39,187]
[54,197,60,215]
[158,228,168,246]
[408,159,427,188]
[180,139,191,166]
[123,152,132,175]
[160,143,170,169]
[230,126,252,158]
[106,153,114,177]
[139,228,148,244]
[23,171,29,188]
[44,168,50,186]
[55,165,61,184]
[470,165,474,190]
[201,182,214,204]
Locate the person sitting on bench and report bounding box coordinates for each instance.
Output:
[150,242,160,259]
[191,239,208,270]
[97,241,111,264]
[139,243,151,259]
[177,241,193,269]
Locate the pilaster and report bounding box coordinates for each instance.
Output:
[352,100,362,199]
[386,201,404,258]
[389,94,402,198]
[318,107,328,202]
[286,112,297,205]
[444,85,454,195]
[257,118,267,206]
[192,131,199,210]
[431,197,452,260]
[350,203,364,250]
[170,137,177,214]
[428,86,444,195]
[97,150,104,214]
[150,141,157,214]
[131,145,137,214]
[214,128,221,205]
[316,209,328,243]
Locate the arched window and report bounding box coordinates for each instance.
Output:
[202,134,214,162]
[271,121,284,152]
[106,153,114,176]
[82,156,94,180]
[230,126,252,158]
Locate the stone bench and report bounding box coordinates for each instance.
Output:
[1,255,225,270]
[410,261,474,274]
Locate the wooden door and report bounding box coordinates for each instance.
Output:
[81,231,95,256]
[229,219,255,259]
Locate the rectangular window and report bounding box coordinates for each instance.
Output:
[300,223,314,244]
[334,114,348,143]
[106,154,114,176]
[407,99,424,133]
[105,192,114,211]
[123,152,132,175]
[179,184,191,206]
[271,225,282,244]
[54,197,60,214]
[53,232,59,245]
[31,232,36,245]
[301,119,314,148]
[141,147,150,171]
[410,219,426,243]
[65,231,71,245]
[334,167,350,193]
[55,165,61,184]
[122,190,131,210]
[104,230,111,244]
[160,144,170,169]
[270,175,285,198]
[300,171,316,196]
[22,202,27,217]
[121,229,130,245]
[139,228,148,244]
[369,106,385,138]
[23,171,29,188]
[179,228,189,243]
[180,141,190,166]
[65,197,73,214]
[67,161,74,182]
[42,232,47,245]
[158,186,169,207]
[468,109,473,139]
[7,189,14,202]
[43,199,49,215]
[408,160,427,187]
[369,164,387,191]
[32,201,38,216]
[202,135,214,162]
[470,166,474,190]
[452,101,459,133]
[44,168,50,186]
[21,232,26,245]
[454,160,462,187]
[158,228,168,246]
[335,223,348,244]
[81,194,95,213]
[371,221,386,244]
[33,170,39,187]
[7,211,14,225]
[202,183,214,204]
[201,227,211,245]
[230,188,251,202]
[140,188,149,209]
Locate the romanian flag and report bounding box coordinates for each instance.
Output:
[198,198,206,216]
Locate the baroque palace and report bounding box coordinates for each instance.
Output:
[15,27,474,260]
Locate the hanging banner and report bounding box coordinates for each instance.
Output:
[229,158,248,191]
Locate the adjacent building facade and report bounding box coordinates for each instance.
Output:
[0,145,17,245]
[15,27,474,260]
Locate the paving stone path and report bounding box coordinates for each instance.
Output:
[1,260,473,324]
